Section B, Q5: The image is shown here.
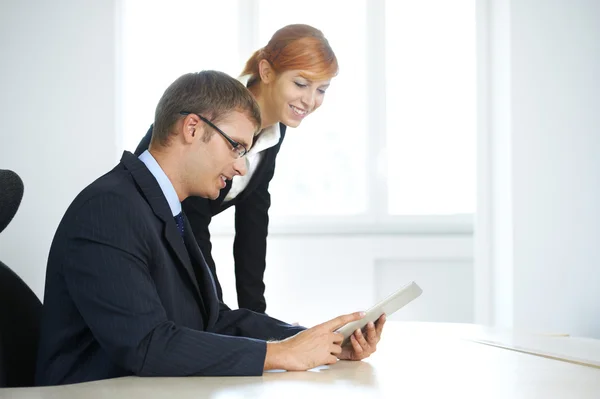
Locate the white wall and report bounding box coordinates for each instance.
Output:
[511,0,600,337]
[212,231,473,324]
[0,0,118,298]
[483,0,600,337]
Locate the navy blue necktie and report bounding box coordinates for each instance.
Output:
[174,212,185,237]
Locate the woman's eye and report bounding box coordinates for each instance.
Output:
[318,88,327,94]
[294,82,307,88]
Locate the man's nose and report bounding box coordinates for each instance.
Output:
[233,157,247,176]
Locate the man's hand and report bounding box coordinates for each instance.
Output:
[264,312,365,371]
[338,314,386,361]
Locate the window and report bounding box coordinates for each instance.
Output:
[120,0,476,228]
[385,0,476,215]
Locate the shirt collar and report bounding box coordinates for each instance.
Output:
[249,123,281,155]
[138,150,182,217]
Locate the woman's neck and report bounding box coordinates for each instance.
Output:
[249,83,278,130]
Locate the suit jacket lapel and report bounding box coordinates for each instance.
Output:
[183,218,219,326]
[120,152,203,304]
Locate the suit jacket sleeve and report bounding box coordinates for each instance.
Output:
[63,193,267,377]
[212,308,305,341]
[233,146,279,313]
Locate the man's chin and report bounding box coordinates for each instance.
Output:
[193,188,219,200]
[206,189,220,200]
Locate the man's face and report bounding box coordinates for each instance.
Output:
[193,111,255,200]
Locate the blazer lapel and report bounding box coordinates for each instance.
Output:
[231,123,286,205]
[236,151,272,203]
[183,218,219,326]
[120,152,204,303]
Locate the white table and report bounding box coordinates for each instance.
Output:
[2,322,599,399]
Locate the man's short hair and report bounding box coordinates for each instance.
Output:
[152,70,261,146]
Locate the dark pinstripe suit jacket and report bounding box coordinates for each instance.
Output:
[134,123,287,313]
[35,151,303,386]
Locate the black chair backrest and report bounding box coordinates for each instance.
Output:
[0,169,43,387]
[0,169,24,234]
[0,261,43,387]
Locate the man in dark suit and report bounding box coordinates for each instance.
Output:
[35,71,385,386]
[134,120,285,314]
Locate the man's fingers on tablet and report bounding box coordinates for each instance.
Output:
[323,311,365,331]
[326,355,338,365]
[355,328,369,347]
[366,321,377,341]
[332,332,344,344]
[351,334,364,355]
[330,344,342,356]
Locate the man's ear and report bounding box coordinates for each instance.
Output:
[182,113,201,143]
[258,59,275,84]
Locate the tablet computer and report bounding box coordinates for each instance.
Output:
[335,281,422,346]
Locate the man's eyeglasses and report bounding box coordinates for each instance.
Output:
[179,111,248,158]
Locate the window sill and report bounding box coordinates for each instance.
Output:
[209,214,474,237]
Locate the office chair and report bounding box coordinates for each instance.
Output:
[0,169,43,387]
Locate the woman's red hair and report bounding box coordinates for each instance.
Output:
[242,24,338,85]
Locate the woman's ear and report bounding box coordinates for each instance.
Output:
[258,59,274,84]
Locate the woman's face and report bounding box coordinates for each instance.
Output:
[269,70,331,128]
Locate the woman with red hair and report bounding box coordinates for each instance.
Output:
[134,24,338,314]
